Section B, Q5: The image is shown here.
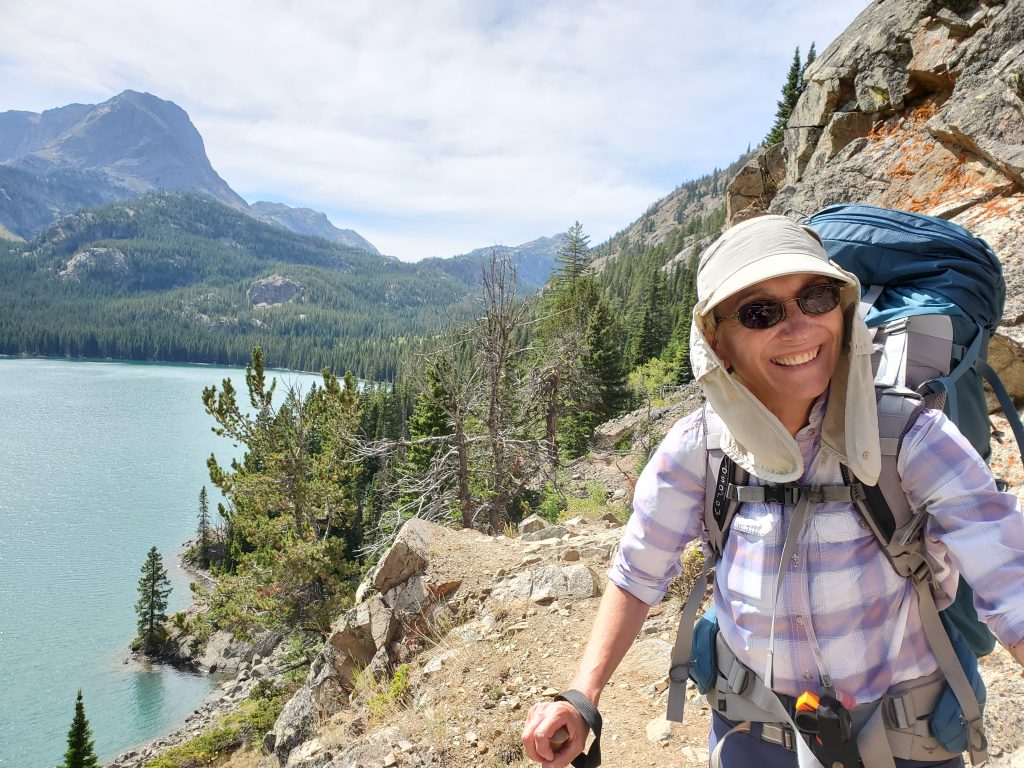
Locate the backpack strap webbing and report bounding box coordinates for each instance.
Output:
[976,356,1024,457]
[847,388,988,765]
[668,417,749,722]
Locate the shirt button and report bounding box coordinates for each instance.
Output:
[796,615,805,626]
[791,554,800,565]
[803,672,814,681]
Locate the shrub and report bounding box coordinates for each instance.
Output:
[366,664,411,724]
[143,691,287,768]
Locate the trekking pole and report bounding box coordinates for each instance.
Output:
[551,725,570,750]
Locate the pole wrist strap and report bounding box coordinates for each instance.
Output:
[554,689,603,768]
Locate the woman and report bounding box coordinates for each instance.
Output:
[521,215,1024,768]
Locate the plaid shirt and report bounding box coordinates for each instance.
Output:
[609,396,1024,704]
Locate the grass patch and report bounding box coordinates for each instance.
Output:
[143,688,288,768]
[366,664,411,724]
[563,481,612,520]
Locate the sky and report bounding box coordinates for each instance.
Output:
[1,0,868,261]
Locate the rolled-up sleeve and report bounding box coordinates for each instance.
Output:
[608,410,708,606]
[900,407,1024,649]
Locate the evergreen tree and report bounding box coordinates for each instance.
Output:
[405,359,456,475]
[625,266,670,369]
[765,47,804,146]
[552,221,591,286]
[59,690,99,768]
[196,485,211,569]
[802,43,817,87]
[583,297,629,422]
[135,546,171,654]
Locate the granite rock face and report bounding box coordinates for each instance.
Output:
[728,0,1024,406]
[247,274,305,306]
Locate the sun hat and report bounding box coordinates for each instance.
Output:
[696,215,853,328]
[689,215,881,485]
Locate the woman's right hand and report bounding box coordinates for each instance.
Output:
[521,699,588,767]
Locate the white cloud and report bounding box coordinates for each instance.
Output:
[0,0,867,260]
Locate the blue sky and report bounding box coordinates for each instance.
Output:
[1,0,867,260]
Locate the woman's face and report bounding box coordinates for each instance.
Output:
[709,272,844,430]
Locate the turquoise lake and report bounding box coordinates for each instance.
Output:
[0,358,322,767]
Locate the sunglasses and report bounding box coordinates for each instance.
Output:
[715,282,842,330]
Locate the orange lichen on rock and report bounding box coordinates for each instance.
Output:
[906,160,968,212]
[963,195,1020,225]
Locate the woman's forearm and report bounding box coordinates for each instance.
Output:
[567,581,651,705]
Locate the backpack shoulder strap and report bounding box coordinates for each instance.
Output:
[704,423,748,561]
[849,387,926,546]
[667,409,748,723]
[848,387,988,765]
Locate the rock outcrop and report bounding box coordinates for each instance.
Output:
[248,274,305,307]
[263,515,631,767]
[728,0,1024,404]
[58,246,129,282]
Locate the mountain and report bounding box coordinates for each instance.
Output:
[0,91,378,253]
[248,201,380,254]
[0,90,245,209]
[419,233,564,290]
[0,192,483,376]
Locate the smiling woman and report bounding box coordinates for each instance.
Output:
[521,215,1024,768]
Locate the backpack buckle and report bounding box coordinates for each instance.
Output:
[668,661,692,683]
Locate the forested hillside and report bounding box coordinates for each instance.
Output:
[0,193,553,377]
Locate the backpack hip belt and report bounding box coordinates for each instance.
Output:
[708,635,962,765]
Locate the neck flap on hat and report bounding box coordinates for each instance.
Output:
[690,278,880,485]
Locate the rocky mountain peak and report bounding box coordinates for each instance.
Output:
[248,201,380,254]
[0,90,246,210]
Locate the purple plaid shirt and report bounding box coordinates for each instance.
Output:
[609,396,1024,704]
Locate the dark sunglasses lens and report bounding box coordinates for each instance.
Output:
[799,284,841,315]
[738,301,785,329]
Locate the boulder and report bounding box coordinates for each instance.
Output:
[521,525,567,542]
[491,564,598,605]
[326,604,378,684]
[518,514,547,535]
[247,274,303,306]
[386,575,429,618]
[272,683,318,763]
[372,518,434,594]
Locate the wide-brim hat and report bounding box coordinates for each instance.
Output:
[690,214,880,485]
[696,215,855,331]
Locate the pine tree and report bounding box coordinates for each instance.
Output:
[135,546,171,655]
[765,46,804,146]
[196,486,211,569]
[551,221,591,287]
[801,42,817,88]
[405,359,455,475]
[59,690,99,768]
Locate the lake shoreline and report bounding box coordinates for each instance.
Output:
[0,358,322,768]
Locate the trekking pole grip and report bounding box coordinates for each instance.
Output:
[553,689,603,768]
